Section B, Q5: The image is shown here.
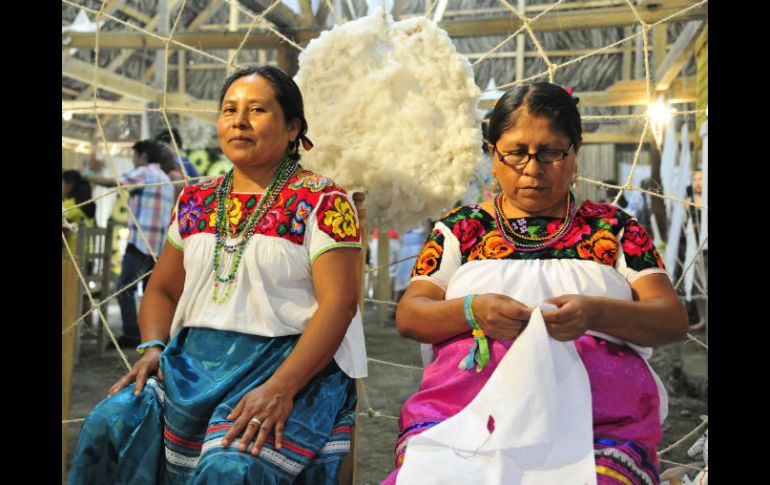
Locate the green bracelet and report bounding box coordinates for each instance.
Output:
[136,340,166,355]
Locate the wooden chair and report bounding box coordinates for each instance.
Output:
[74,223,114,361]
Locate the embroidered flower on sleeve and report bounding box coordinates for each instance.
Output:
[621,220,654,257]
[412,239,444,277]
[178,197,204,235]
[318,195,360,242]
[576,230,618,265]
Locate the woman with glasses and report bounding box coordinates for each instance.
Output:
[382,83,688,484]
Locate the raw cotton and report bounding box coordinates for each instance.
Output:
[295,11,483,231]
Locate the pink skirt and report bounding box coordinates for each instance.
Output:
[382,333,661,485]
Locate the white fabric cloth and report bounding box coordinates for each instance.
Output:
[167,189,368,379]
[398,306,597,485]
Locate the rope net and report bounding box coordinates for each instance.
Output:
[61,0,708,470]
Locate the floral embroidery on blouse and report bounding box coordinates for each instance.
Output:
[410,201,665,275]
[173,171,356,246]
[317,194,359,241]
[411,229,445,277]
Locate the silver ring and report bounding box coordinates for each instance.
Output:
[249,417,262,427]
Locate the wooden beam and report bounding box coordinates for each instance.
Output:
[478,77,696,109]
[63,86,81,97]
[315,0,330,27]
[75,0,182,102]
[464,46,650,60]
[622,26,632,80]
[62,54,217,122]
[63,100,146,114]
[188,0,226,30]
[178,49,186,95]
[655,21,704,91]
[515,0,525,81]
[63,53,158,101]
[240,0,305,28]
[583,131,694,144]
[66,1,706,50]
[120,5,152,24]
[298,0,315,28]
[66,31,279,50]
[577,77,696,106]
[653,23,667,72]
[444,2,706,38]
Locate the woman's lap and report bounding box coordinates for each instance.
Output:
[68,328,356,484]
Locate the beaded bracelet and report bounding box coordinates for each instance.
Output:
[136,340,167,355]
[459,294,490,372]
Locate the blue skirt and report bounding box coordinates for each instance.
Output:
[68,327,357,484]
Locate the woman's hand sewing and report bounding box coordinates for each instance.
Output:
[221,381,295,455]
[107,347,163,397]
[541,294,596,341]
[472,293,533,340]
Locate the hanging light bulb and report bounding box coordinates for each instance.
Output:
[62,111,73,121]
[647,96,670,148]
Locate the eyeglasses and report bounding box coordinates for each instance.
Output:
[493,144,574,168]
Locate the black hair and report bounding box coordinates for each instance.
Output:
[62,170,96,219]
[487,82,582,149]
[218,65,308,161]
[154,127,183,150]
[132,140,165,166]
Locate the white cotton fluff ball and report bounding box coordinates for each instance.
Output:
[295,11,482,231]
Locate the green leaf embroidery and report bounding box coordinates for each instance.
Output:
[246,195,257,209]
[277,222,288,235]
[284,210,294,217]
[285,193,297,207]
[198,219,207,231]
[204,193,216,207]
[527,226,540,236]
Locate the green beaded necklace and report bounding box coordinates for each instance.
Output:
[212,158,297,304]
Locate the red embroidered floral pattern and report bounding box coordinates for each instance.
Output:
[173,172,349,246]
[316,194,360,242]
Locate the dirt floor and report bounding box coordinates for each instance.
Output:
[64,301,708,484]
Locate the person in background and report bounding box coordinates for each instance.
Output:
[154,127,200,180]
[87,140,175,347]
[62,169,96,251]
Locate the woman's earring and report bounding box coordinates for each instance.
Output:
[288,140,298,155]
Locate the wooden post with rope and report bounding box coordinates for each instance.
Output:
[62,255,79,483]
[337,191,366,485]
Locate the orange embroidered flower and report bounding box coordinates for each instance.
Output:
[468,231,514,261]
[412,240,443,276]
[577,230,618,265]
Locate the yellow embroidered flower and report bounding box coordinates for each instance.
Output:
[322,196,359,239]
[209,196,244,228]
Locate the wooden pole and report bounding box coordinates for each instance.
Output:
[376,230,392,322]
[62,256,79,483]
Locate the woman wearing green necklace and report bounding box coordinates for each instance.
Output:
[69,66,367,484]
